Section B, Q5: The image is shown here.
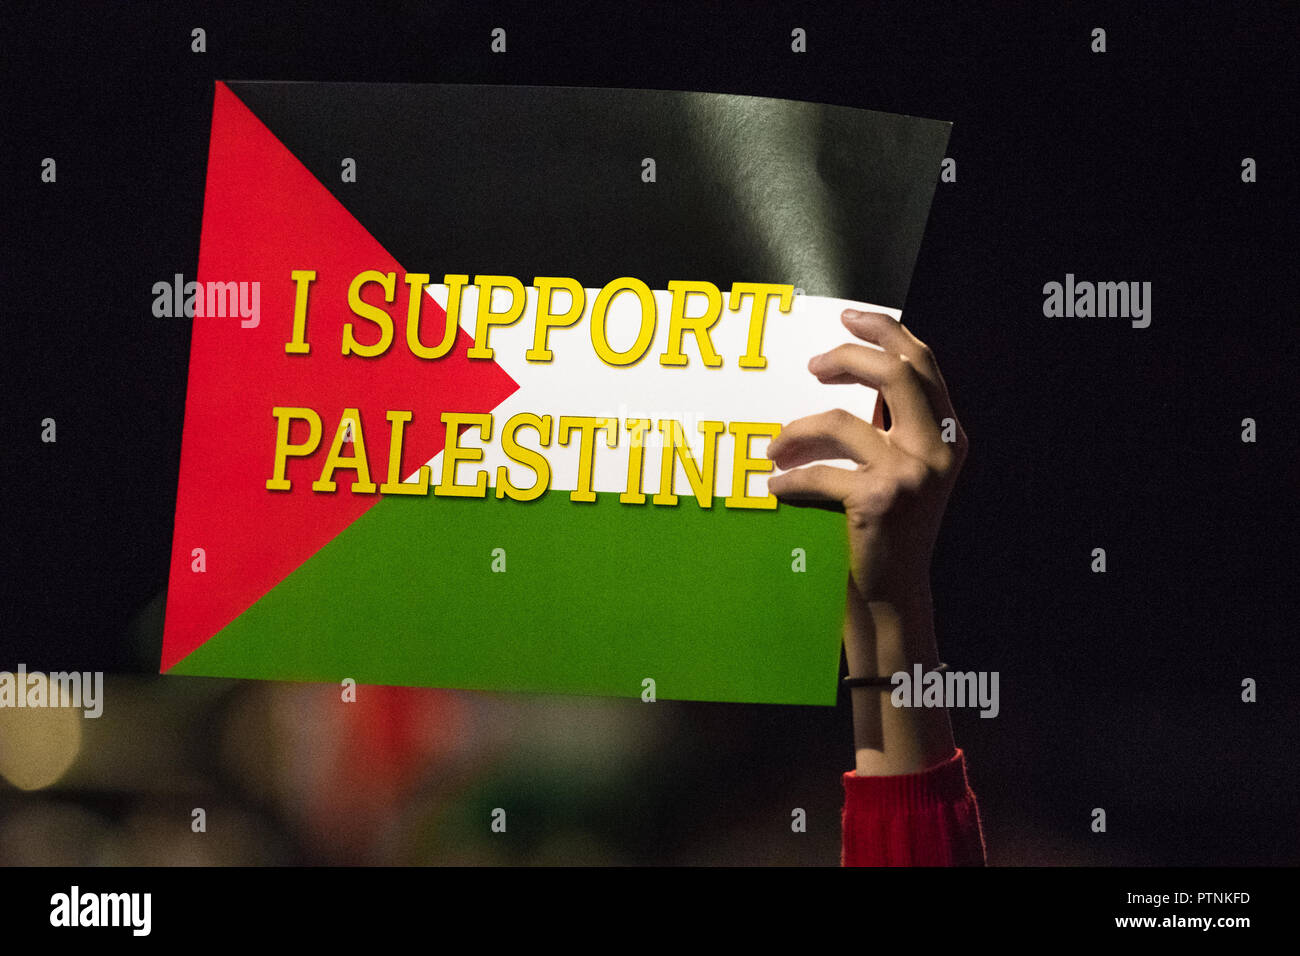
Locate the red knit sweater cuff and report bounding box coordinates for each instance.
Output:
[842,747,972,810]
[841,748,986,866]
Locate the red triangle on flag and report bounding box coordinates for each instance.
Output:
[162,82,518,671]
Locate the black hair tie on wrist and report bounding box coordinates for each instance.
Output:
[842,662,948,688]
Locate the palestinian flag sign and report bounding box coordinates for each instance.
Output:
[162,82,950,704]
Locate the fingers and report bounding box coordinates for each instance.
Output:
[839,310,956,423]
[766,407,886,470]
[767,463,855,510]
[808,341,946,461]
[771,313,964,511]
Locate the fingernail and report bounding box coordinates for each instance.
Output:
[808,354,824,372]
[842,309,863,320]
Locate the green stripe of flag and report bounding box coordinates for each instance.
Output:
[169,489,848,705]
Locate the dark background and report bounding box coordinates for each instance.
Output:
[4,1,1297,865]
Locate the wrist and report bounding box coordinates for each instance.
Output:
[843,579,955,776]
[843,584,939,678]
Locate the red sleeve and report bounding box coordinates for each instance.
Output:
[841,747,987,866]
